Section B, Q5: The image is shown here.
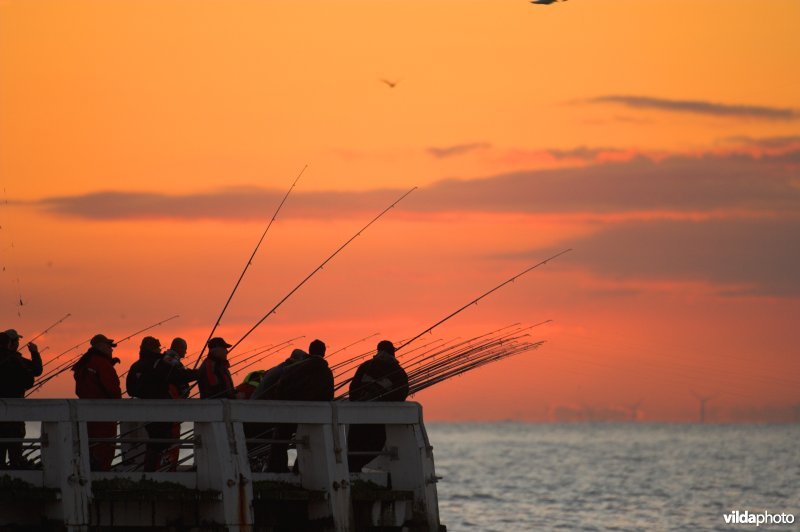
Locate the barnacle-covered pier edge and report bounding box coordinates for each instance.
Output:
[0,399,446,531]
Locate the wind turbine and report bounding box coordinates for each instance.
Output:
[691,390,715,424]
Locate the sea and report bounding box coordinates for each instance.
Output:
[426,423,800,531]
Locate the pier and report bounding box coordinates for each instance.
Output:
[0,399,444,531]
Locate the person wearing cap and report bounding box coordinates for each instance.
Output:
[197,337,235,399]
[4,328,43,379]
[0,329,42,469]
[72,334,122,471]
[347,340,409,472]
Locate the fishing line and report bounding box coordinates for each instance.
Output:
[0,185,25,317]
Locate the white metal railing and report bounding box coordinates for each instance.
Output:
[0,399,441,531]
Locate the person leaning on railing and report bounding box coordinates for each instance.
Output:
[347,340,409,473]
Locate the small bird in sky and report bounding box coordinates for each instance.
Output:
[530,0,567,4]
[380,78,400,89]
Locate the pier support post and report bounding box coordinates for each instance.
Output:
[296,404,352,532]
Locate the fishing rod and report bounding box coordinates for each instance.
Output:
[193,166,306,370]
[228,186,417,353]
[338,322,550,400]
[27,314,180,396]
[326,332,381,362]
[335,325,524,394]
[396,322,527,368]
[229,337,302,373]
[227,343,273,364]
[329,333,416,375]
[24,313,71,350]
[408,341,545,396]
[381,337,542,400]
[411,340,543,391]
[396,249,571,352]
[332,337,446,392]
[405,333,532,385]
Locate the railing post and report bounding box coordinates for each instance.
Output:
[194,400,251,530]
[383,405,441,532]
[228,406,254,531]
[295,403,352,532]
[39,400,92,530]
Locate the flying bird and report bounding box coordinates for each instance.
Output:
[530,0,567,4]
[380,78,400,89]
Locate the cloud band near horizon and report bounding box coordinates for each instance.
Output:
[589,95,799,120]
[32,150,800,220]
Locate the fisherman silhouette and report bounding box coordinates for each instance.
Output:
[0,329,42,469]
[247,348,307,471]
[197,337,235,399]
[158,337,198,470]
[126,336,195,471]
[259,340,334,473]
[236,370,266,400]
[72,334,122,471]
[347,340,409,472]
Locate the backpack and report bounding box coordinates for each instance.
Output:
[126,360,146,398]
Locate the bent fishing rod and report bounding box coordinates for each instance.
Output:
[27,314,180,395]
[396,249,571,352]
[227,186,417,354]
[193,166,307,370]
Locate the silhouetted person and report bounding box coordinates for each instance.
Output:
[265,340,334,472]
[236,370,266,400]
[72,334,122,471]
[162,337,196,399]
[159,337,197,470]
[247,348,307,471]
[347,340,408,472]
[125,336,195,471]
[0,329,42,469]
[197,337,235,399]
[251,348,307,400]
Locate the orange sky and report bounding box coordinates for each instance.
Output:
[1,0,799,421]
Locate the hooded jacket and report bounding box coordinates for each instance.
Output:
[349,350,408,402]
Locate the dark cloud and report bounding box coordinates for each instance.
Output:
[38,187,405,220]
[546,146,614,160]
[34,150,800,220]
[588,95,799,121]
[722,135,800,148]
[427,142,492,158]
[556,218,800,297]
[417,151,800,214]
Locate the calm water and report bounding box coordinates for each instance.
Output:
[427,423,800,531]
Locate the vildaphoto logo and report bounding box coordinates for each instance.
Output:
[723,510,795,527]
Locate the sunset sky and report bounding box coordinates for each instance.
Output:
[1,0,798,421]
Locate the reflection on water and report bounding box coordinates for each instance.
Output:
[428,423,800,531]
